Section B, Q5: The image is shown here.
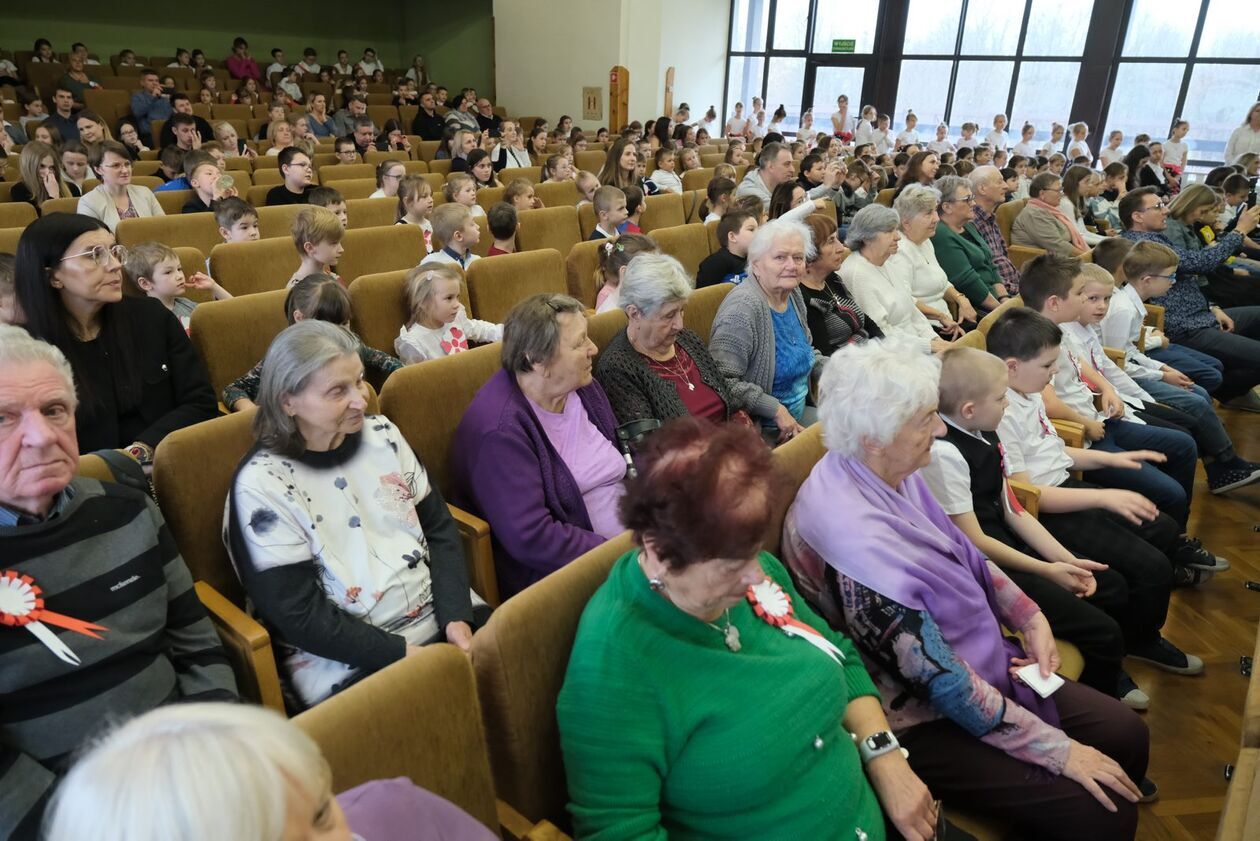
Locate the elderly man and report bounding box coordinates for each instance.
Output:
[475,98,502,134]
[331,93,369,138]
[0,326,237,840]
[968,165,1022,295]
[411,90,445,141]
[737,141,837,206]
[350,116,377,157]
[130,70,172,140]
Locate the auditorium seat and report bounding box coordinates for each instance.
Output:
[875,188,896,207]
[209,238,300,297]
[997,199,1027,245]
[576,202,597,240]
[429,159,453,177]
[650,223,712,278]
[564,239,603,307]
[0,202,36,228]
[251,168,283,186]
[1218,748,1259,840]
[0,228,23,253]
[189,288,289,399]
[533,181,578,208]
[474,186,506,213]
[40,197,80,215]
[638,192,686,233]
[116,213,222,258]
[154,190,195,215]
[681,168,715,192]
[574,151,606,173]
[465,248,567,323]
[320,163,375,185]
[256,204,305,238]
[682,282,734,344]
[515,206,581,255]
[345,196,398,229]
[348,268,471,356]
[500,166,541,185]
[415,140,442,162]
[587,308,628,352]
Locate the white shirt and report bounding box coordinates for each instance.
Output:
[928,139,955,155]
[984,129,1010,151]
[1061,321,1152,407]
[265,61,286,79]
[395,305,502,363]
[839,251,936,354]
[333,62,354,76]
[854,120,876,147]
[726,116,748,136]
[997,388,1074,487]
[298,60,321,75]
[1054,329,1144,426]
[1039,138,1063,157]
[1012,141,1037,158]
[1057,196,1105,246]
[1099,147,1125,167]
[1067,140,1090,161]
[955,135,978,150]
[871,128,893,155]
[1162,139,1189,169]
[831,111,855,136]
[749,121,768,140]
[358,59,384,76]
[921,418,989,516]
[895,128,920,148]
[493,144,531,169]
[887,236,950,313]
[1224,125,1260,165]
[650,169,683,193]
[369,188,387,199]
[421,247,481,268]
[1098,283,1166,379]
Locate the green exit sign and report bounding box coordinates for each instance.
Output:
[831,39,855,53]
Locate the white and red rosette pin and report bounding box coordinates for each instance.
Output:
[0,571,106,666]
[747,578,845,664]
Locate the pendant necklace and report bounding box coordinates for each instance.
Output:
[707,610,741,652]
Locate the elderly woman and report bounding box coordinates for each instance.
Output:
[46,703,496,841]
[888,184,979,333]
[1011,171,1090,258]
[782,341,1150,840]
[77,140,165,232]
[709,218,826,442]
[227,321,485,710]
[798,212,884,355]
[930,175,1009,310]
[840,205,950,355]
[15,214,216,460]
[595,253,749,425]
[559,418,941,841]
[451,294,624,598]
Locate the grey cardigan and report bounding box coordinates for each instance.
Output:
[708,279,824,421]
[1010,203,1077,257]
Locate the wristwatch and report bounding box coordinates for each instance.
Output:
[857,730,907,764]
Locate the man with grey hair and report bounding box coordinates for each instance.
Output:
[967,165,1021,294]
[736,141,840,205]
[331,93,370,138]
[0,325,237,839]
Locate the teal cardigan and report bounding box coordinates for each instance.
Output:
[931,221,1004,308]
[557,550,885,841]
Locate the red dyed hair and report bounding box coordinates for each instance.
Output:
[619,417,784,571]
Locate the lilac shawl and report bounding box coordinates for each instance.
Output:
[793,451,1058,726]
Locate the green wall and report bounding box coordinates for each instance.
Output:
[4,1,495,94]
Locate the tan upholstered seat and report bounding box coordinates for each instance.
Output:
[116,213,222,258]
[649,223,712,278]
[209,239,300,297]
[681,167,715,192]
[533,181,578,208]
[499,166,541,184]
[639,192,686,233]
[348,268,471,356]
[319,163,376,185]
[321,179,377,200]
[189,288,289,399]
[574,151,606,173]
[474,186,506,213]
[997,199,1028,245]
[682,282,734,344]
[564,239,603,308]
[465,248,567,323]
[0,202,36,228]
[515,206,581,255]
[345,196,399,229]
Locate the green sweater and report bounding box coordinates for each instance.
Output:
[930,221,1003,308]
[557,550,884,841]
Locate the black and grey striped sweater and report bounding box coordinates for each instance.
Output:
[0,477,238,840]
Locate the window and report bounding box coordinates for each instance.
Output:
[730,0,770,52]
[1010,62,1080,143]
[810,66,866,129]
[1198,0,1260,58]
[895,60,952,129]
[772,0,811,50]
[726,56,765,121]
[903,0,963,54]
[765,58,807,130]
[810,0,880,54]
[950,61,1015,128]
[1121,0,1194,58]
[960,0,1025,56]
[1178,63,1260,159]
[1022,0,1093,57]
[1104,62,1184,145]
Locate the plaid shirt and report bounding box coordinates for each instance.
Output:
[972,205,1021,295]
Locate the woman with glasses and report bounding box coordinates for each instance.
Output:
[77,141,164,232]
[13,214,215,460]
[1012,172,1092,258]
[931,175,1013,311]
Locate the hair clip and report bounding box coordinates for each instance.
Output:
[604,242,614,255]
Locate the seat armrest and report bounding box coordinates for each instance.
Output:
[1008,244,1046,269]
[1103,346,1126,368]
[497,800,571,841]
[1050,419,1085,450]
[1008,479,1041,519]
[194,580,285,711]
[448,503,501,607]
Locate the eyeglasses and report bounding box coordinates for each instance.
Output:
[99,160,132,170]
[1149,273,1177,282]
[942,194,975,204]
[285,161,313,170]
[1142,201,1168,212]
[60,244,128,267]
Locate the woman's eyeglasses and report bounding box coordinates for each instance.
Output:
[60,244,129,267]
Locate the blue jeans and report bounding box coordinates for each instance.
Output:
[1142,379,1234,461]
[1176,306,1260,402]
[1089,419,1197,529]
[1147,344,1224,395]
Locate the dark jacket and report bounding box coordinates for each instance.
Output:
[411,108,445,141]
[594,328,738,423]
[696,247,748,288]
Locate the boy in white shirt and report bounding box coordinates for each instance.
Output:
[421,203,481,269]
[357,48,384,77]
[986,307,1206,677]
[265,48,286,82]
[297,48,320,76]
[871,114,893,155]
[927,123,955,155]
[984,114,1010,152]
[649,148,683,194]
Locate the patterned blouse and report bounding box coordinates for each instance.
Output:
[798,271,883,355]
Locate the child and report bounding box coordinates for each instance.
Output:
[224,274,401,411]
[288,206,345,288]
[973,145,994,166]
[696,209,758,288]
[713,162,737,182]
[370,158,406,199]
[594,233,658,313]
[504,177,542,212]
[984,114,1010,152]
[540,153,572,184]
[266,148,315,206]
[444,173,486,219]
[0,253,18,325]
[395,175,435,253]
[589,185,628,240]
[486,202,517,256]
[702,176,737,222]
[921,346,1131,702]
[395,263,503,363]
[649,148,682,194]
[215,197,260,243]
[333,136,358,165]
[895,111,919,150]
[308,186,349,229]
[1100,131,1125,167]
[124,242,231,333]
[575,170,600,207]
[678,147,701,172]
[181,151,232,214]
[1071,263,1260,493]
[871,114,892,156]
[620,186,644,234]
[927,123,954,155]
[1067,123,1091,161]
[956,121,978,150]
[999,167,1019,200]
[1012,123,1037,157]
[1010,155,1031,199]
[1018,255,1215,560]
[421,202,481,268]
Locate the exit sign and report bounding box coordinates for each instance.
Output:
[831,39,855,53]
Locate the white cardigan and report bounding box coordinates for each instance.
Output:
[76,185,164,232]
[839,250,936,354]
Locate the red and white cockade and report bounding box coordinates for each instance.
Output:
[0,570,107,666]
[747,578,846,664]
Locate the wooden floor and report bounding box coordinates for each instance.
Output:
[1132,406,1260,840]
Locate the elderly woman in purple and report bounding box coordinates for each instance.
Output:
[781,339,1150,841]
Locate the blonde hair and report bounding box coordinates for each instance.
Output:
[938,346,1005,416]
[403,263,463,327]
[430,201,473,245]
[1168,183,1221,224]
[443,172,475,203]
[44,703,331,841]
[291,205,344,255]
[504,177,534,206]
[1079,263,1115,290]
[122,241,179,294]
[1121,240,1179,284]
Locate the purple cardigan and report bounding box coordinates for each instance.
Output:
[451,368,620,597]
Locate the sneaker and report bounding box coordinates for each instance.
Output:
[1207,459,1260,494]
[1175,536,1230,572]
[1117,670,1150,711]
[1139,777,1160,803]
[1127,638,1204,675]
[1225,389,1260,413]
[1173,565,1215,588]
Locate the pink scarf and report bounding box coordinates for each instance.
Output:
[1027,198,1087,252]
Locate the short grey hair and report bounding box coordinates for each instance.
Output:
[818,337,941,458]
[501,292,586,374]
[968,164,1003,190]
[844,204,900,251]
[45,703,330,841]
[0,324,76,405]
[620,252,693,316]
[756,141,789,169]
[893,184,941,223]
[933,175,971,204]
[253,320,361,457]
[746,217,815,266]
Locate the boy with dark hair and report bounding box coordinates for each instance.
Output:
[215,197,260,243]
[308,186,348,228]
[697,209,758,288]
[619,185,645,234]
[266,147,315,205]
[486,202,517,256]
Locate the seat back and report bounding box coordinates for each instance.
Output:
[997,199,1028,246]
[154,190,194,215]
[515,206,581,255]
[348,269,472,356]
[294,645,500,834]
[470,532,635,825]
[875,188,895,207]
[210,238,300,297]
[190,289,289,400]
[250,168,283,186]
[415,140,442,162]
[564,239,603,308]
[533,181,578,208]
[588,308,629,353]
[0,228,22,254]
[650,223,712,278]
[977,294,1024,336]
[0,202,36,228]
[499,166,541,184]
[345,196,398,229]
[639,192,686,233]
[41,197,80,215]
[379,343,502,498]
[174,247,214,303]
[474,187,506,213]
[683,282,735,344]
[576,202,597,239]
[574,150,606,173]
[116,213,222,258]
[340,225,425,282]
[764,426,826,556]
[466,248,566,323]
[322,179,377,200]
[681,167,715,192]
[320,163,376,185]
[256,204,306,239]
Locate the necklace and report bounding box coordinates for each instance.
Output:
[646,344,696,391]
[706,610,742,652]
